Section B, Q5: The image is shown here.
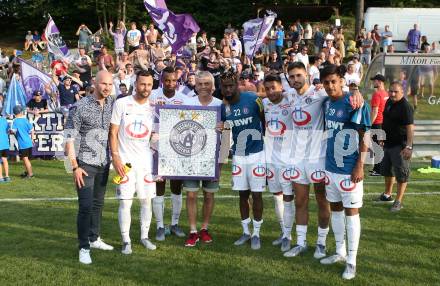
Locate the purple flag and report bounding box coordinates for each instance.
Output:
[144,1,200,52]
[243,11,277,58]
[44,16,72,61]
[19,59,57,102]
[144,0,167,9]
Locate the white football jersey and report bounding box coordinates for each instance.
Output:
[150,88,187,105]
[288,85,328,162]
[110,95,154,169]
[263,96,293,165]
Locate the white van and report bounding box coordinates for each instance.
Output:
[363,7,440,52]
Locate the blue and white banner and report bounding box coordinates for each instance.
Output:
[1,75,27,116]
[242,11,277,58]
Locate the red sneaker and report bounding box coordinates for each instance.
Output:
[199,229,213,243]
[184,232,199,247]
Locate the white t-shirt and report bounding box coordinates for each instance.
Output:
[184,96,222,107]
[348,61,363,78]
[150,88,187,105]
[308,65,320,84]
[295,53,309,69]
[287,86,328,161]
[110,95,154,169]
[304,24,313,40]
[127,29,141,47]
[344,73,361,86]
[263,96,293,165]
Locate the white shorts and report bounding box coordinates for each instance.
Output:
[291,159,326,185]
[231,151,266,192]
[266,164,293,195]
[116,168,156,200]
[325,171,363,208]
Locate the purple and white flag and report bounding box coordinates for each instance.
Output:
[44,16,72,62]
[19,59,57,102]
[144,0,167,9]
[144,1,200,53]
[243,11,277,59]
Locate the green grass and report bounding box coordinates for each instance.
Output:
[1,160,440,285]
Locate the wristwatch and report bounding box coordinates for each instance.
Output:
[405,145,413,150]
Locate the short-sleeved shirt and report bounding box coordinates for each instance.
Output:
[127,29,141,47]
[27,99,48,110]
[362,39,373,54]
[276,30,285,47]
[78,29,90,43]
[407,29,421,49]
[382,97,414,148]
[65,95,114,166]
[0,117,10,150]
[12,117,33,150]
[370,90,388,125]
[325,93,371,174]
[221,92,264,156]
[110,95,154,168]
[381,31,393,46]
[150,88,187,105]
[58,84,78,106]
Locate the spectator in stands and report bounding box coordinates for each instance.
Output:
[74,48,92,87]
[303,20,312,46]
[348,53,363,79]
[76,24,92,50]
[361,32,373,66]
[418,45,435,98]
[146,23,159,45]
[369,74,388,176]
[238,71,257,93]
[127,22,142,53]
[420,36,430,52]
[377,81,414,212]
[313,25,324,54]
[344,64,361,88]
[335,27,345,59]
[24,31,33,51]
[268,51,283,72]
[274,20,285,60]
[406,24,421,53]
[381,25,393,54]
[116,83,129,100]
[97,47,115,72]
[371,24,381,58]
[109,21,127,55]
[295,45,310,70]
[26,90,49,115]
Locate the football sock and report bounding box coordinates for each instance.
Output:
[171,193,182,226]
[241,217,251,235]
[283,200,295,239]
[252,219,263,237]
[140,198,153,240]
[118,199,133,243]
[296,225,308,247]
[153,196,164,229]
[273,194,285,233]
[346,214,361,266]
[317,226,330,246]
[331,211,347,257]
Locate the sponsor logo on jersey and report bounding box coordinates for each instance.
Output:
[144,175,154,184]
[266,168,274,179]
[226,116,253,127]
[125,120,150,139]
[290,167,301,180]
[252,165,266,177]
[169,120,207,156]
[232,165,242,176]
[266,118,287,136]
[292,107,312,126]
[339,178,356,192]
[326,120,344,130]
[279,103,291,109]
[310,170,326,183]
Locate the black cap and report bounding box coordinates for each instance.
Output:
[370,74,386,82]
[33,90,42,96]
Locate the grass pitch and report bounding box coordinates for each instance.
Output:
[1,159,440,286]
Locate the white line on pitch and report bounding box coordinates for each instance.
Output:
[1,192,440,202]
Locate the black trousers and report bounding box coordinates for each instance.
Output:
[76,161,110,250]
[371,124,383,173]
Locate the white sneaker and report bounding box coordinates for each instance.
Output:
[121,242,132,255]
[79,248,92,264]
[313,244,327,259]
[283,244,308,257]
[320,253,347,265]
[90,237,114,251]
[141,238,157,250]
[342,263,356,280]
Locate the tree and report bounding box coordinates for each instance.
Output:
[355,0,364,38]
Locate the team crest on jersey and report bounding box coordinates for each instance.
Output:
[292,107,312,126]
[252,165,266,177]
[266,119,287,136]
[243,107,249,114]
[144,175,154,184]
[305,97,312,104]
[282,109,289,116]
[339,178,356,192]
[266,168,274,180]
[336,110,344,118]
[282,169,291,181]
[125,120,150,139]
[232,165,242,176]
[310,170,326,183]
[169,120,207,156]
[290,167,301,180]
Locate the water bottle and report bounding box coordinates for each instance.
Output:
[112,163,132,184]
